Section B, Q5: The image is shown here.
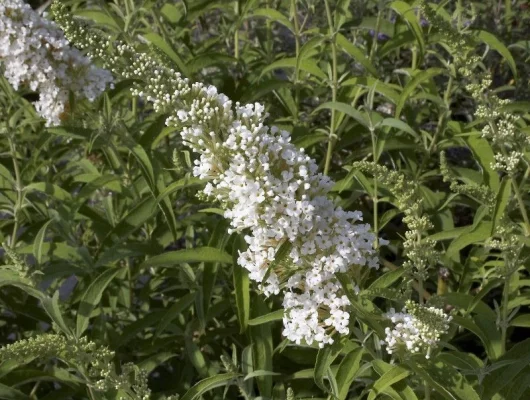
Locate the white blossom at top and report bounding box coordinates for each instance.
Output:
[382,301,451,358]
[0,0,112,126]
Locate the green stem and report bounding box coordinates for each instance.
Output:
[368,9,382,63]
[265,0,272,63]
[505,0,512,33]
[500,273,511,355]
[29,381,41,399]
[323,0,338,176]
[511,178,530,236]
[234,0,240,59]
[370,123,379,247]
[8,135,23,248]
[418,278,424,305]
[416,75,453,179]
[291,0,300,123]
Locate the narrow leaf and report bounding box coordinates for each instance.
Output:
[76,268,120,337]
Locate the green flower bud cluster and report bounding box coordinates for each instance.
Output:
[353,162,439,280]
[421,1,529,175]
[2,244,42,285]
[486,223,524,276]
[439,152,495,208]
[0,334,175,400]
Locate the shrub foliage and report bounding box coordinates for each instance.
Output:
[1,0,530,399]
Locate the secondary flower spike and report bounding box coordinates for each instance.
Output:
[382,301,451,358]
[52,1,380,347]
[0,0,113,126]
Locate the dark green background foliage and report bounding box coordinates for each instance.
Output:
[2,0,530,399]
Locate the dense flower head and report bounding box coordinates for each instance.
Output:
[171,80,379,347]
[52,3,379,347]
[0,0,112,125]
[382,300,451,358]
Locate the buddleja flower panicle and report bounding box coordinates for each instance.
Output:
[0,0,113,126]
[51,0,380,347]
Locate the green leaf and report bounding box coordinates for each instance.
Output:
[160,3,182,23]
[203,220,231,314]
[511,314,530,327]
[261,57,327,81]
[425,226,470,242]
[141,247,232,268]
[378,118,419,139]
[314,340,342,394]
[74,9,122,31]
[33,219,53,265]
[143,32,189,76]
[154,292,196,338]
[250,296,274,398]
[0,383,31,400]
[129,145,155,189]
[244,370,281,381]
[179,373,240,400]
[405,360,454,400]
[0,164,15,185]
[342,77,401,104]
[187,53,238,74]
[75,174,121,200]
[396,68,445,117]
[185,320,209,377]
[233,236,250,333]
[474,30,517,78]
[42,292,73,337]
[463,135,499,192]
[138,114,170,149]
[452,315,501,360]
[104,196,157,246]
[240,79,293,103]
[25,182,71,201]
[482,339,530,398]
[368,364,410,400]
[154,177,203,207]
[379,208,401,230]
[248,8,294,32]
[336,33,378,77]
[465,278,503,316]
[390,1,425,60]
[248,309,284,326]
[76,268,120,337]
[314,102,368,127]
[446,221,493,261]
[335,348,364,400]
[492,176,512,233]
[368,268,405,290]
[138,352,178,374]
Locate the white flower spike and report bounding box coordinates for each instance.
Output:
[0,0,112,126]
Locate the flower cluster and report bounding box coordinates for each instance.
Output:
[0,333,169,400]
[52,1,379,347]
[467,80,529,173]
[160,65,379,348]
[353,162,438,281]
[422,2,528,175]
[440,151,495,208]
[0,0,112,126]
[382,301,451,359]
